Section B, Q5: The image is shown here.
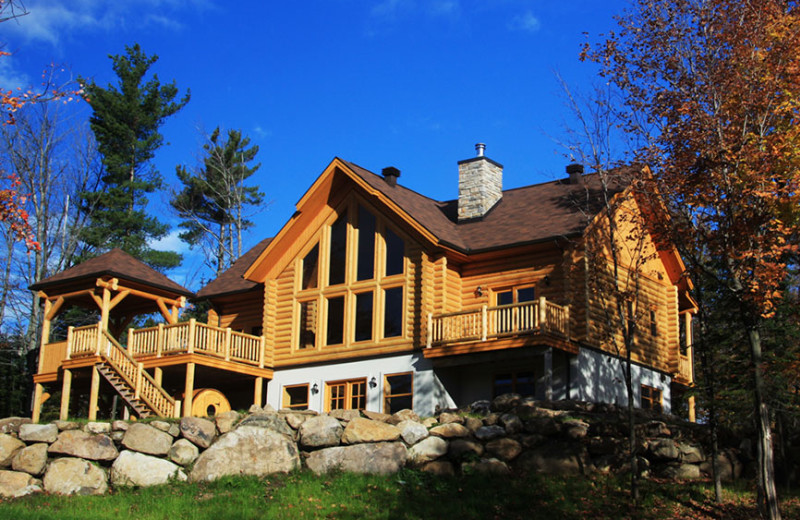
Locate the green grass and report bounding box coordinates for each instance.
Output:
[1,470,798,520]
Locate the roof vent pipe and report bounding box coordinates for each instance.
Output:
[566,163,584,184]
[382,166,400,187]
[475,143,486,157]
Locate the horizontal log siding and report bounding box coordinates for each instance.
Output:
[273,264,296,364]
[585,265,675,373]
[216,290,265,335]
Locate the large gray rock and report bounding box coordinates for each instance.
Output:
[43,457,108,495]
[111,450,187,487]
[700,449,742,482]
[180,417,217,448]
[500,413,524,434]
[486,437,522,461]
[448,439,484,460]
[190,426,299,482]
[407,436,448,465]
[648,438,680,461]
[48,430,119,461]
[215,411,242,434]
[19,423,59,443]
[662,463,702,480]
[169,439,200,466]
[437,412,464,425]
[122,423,173,456]
[84,422,111,434]
[53,421,80,431]
[562,419,589,440]
[679,443,705,464]
[305,442,407,475]
[475,425,506,441]
[0,470,41,498]
[515,443,589,476]
[0,434,25,467]
[328,409,361,422]
[12,443,49,476]
[397,420,429,446]
[341,418,401,444]
[0,417,31,434]
[237,413,293,437]
[388,409,419,425]
[298,415,343,449]
[429,423,470,439]
[463,458,511,476]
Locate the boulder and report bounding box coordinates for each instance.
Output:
[0,470,41,498]
[485,438,522,461]
[122,423,173,456]
[12,443,49,476]
[437,412,464,425]
[362,410,392,423]
[448,439,484,460]
[215,411,242,434]
[111,420,129,432]
[388,409,419,425]
[298,415,343,449]
[700,449,742,482]
[341,418,401,444]
[407,436,448,465]
[491,393,521,412]
[662,463,702,480]
[562,419,589,440]
[397,420,429,446]
[463,458,511,476]
[48,430,119,461]
[190,426,300,482]
[421,460,455,476]
[305,442,407,475]
[421,417,438,428]
[474,425,506,442]
[515,442,589,476]
[111,450,187,487]
[19,423,59,444]
[468,400,491,416]
[429,423,470,439]
[500,413,524,434]
[679,443,705,464]
[84,422,111,434]
[0,434,25,467]
[283,412,310,431]
[523,416,559,436]
[169,439,200,466]
[149,420,173,433]
[180,417,217,448]
[53,421,80,431]
[328,409,361,422]
[648,438,680,462]
[0,417,31,434]
[464,417,483,433]
[238,413,293,437]
[43,457,108,495]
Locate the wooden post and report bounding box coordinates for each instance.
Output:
[60,369,72,420]
[99,284,111,332]
[154,367,163,386]
[183,362,196,417]
[157,323,164,357]
[95,323,103,356]
[564,305,571,339]
[481,305,488,341]
[174,400,182,418]
[225,327,232,361]
[32,384,45,423]
[37,299,53,374]
[88,365,100,420]
[254,377,263,407]
[259,337,265,368]
[539,296,547,330]
[187,319,196,354]
[135,363,143,400]
[66,326,74,360]
[688,395,696,423]
[426,312,433,348]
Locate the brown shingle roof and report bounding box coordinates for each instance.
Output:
[30,248,194,297]
[344,160,621,253]
[196,238,273,299]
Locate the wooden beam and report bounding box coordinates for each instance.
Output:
[45,296,65,321]
[88,365,100,420]
[254,377,263,407]
[156,298,173,323]
[184,362,196,417]
[32,384,44,423]
[108,290,130,311]
[60,369,72,421]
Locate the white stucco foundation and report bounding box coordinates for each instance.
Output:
[571,347,672,413]
[266,352,454,417]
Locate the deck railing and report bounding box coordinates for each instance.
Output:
[427,297,569,348]
[678,354,693,384]
[128,319,267,367]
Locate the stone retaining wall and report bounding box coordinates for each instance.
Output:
[0,395,744,498]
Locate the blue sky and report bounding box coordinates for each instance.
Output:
[2,0,627,287]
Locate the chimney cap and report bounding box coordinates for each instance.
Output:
[475,143,486,157]
[566,163,584,184]
[382,166,400,186]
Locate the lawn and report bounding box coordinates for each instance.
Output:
[1,470,798,520]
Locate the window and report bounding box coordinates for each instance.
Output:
[294,200,407,349]
[493,371,535,398]
[641,385,663,413]
[649,309,658,336]
[283,384,309,410]
[384,372,413,413]
[327,379,367,411]
[494,286,536,333]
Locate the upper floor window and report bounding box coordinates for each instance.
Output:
[295,200,407,349]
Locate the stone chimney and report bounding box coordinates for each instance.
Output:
[458,143,503,221]
[566,163,584,184]
[382,166,400,187]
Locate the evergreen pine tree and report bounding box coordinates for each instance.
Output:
[80,43,190,270]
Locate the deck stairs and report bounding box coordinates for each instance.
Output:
[96,363,155,418]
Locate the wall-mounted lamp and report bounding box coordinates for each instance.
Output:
[369,376,378,389]
[543,275,551,286]
[474,286,483,297]
[311,383,319,395]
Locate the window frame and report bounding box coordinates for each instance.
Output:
[282,384,310,410]
[325,378,368,412]
[383,372,414,414]
[492,370,536,398]
[641,384,663,413]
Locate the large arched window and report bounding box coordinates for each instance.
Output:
[295,200,406,350]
